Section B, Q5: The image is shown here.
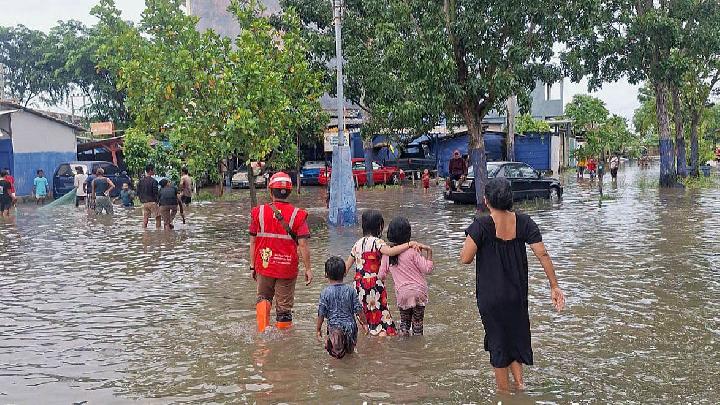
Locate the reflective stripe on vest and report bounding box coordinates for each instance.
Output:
[257,204,300,240]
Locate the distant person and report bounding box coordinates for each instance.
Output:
[577,157,587,179]
[33,170,49,205]
[587,158,597,180]
[448,150,468,191]
[137,164,161,229]
[4,168,16,206]
[422,169,431,193]
[316,256,368,359]
[118,183,135,208]
[74,166,88,208]
[158,179,181,230]
[610,155,620,181]
[460,178,565,392]
[379,217,433,336]
[0,170,13,216]
[179,167,193,206]
[92,168,115,215]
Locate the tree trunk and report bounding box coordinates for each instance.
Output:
[506,95,517,161]
[689,108,701,177]
[654,81,677,187]
[296,133,302,195]
[363,139,375,187]
[465,111,488,211]
[248,165,258,208]
[671,86,687,177]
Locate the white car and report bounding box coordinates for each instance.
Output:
[231,168,267,189]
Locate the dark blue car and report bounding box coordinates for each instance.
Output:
[299,161,327,186]
[53,161,131,198]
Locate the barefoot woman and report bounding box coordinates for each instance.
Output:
[460,178,565,392]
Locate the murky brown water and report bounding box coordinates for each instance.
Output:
[0,164,718,404]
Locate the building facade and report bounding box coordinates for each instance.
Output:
[0,101,83,196]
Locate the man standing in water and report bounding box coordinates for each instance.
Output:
[91,168,115,215]
[137,164,161,229]
[249,172,313,331]
[179,167,193,206]
[74,166,88,208]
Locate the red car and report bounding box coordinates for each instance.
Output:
[319,158,405,186]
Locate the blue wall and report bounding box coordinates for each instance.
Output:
[432,132,505,176]
[12,152,76,196]
[515,132,551,170]
[0,139,12,173]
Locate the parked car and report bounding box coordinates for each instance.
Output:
[231,167,267,189]
[53,161,131,198]
[444,161,563,204]
[319,158,406,186]
[299,161,327,186]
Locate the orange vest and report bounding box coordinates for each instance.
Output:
[253,203,305,279]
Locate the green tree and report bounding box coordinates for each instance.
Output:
[0,25,66,106]
[94,0,325,206]
[288,0,565,208]
[515,113,551,135]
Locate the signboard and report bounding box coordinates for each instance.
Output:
[90,121,114,136]
[324,128,350,152]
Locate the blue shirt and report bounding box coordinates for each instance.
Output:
[34,177,48,195]
[318,283,362,330]
[120,190,133,207]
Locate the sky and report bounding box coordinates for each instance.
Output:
[0,0,641,121]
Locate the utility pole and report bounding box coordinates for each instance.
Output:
[328,0,356,226]
[0,64,5,100]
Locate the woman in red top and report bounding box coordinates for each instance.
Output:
[421,169,431,193]
[586,158,597,179]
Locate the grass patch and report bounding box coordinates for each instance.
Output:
[679,175,719,189]
[196,190,243,202]
[636,177,659,190]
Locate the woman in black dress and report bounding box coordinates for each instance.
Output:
[460,178,565,392]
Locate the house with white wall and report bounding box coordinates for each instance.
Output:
[0,100,84,196]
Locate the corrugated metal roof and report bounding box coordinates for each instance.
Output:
[0,100,86,131]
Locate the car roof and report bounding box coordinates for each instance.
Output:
[66,161,117,166]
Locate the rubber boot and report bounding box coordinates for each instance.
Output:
[256,300,271,332]
[276,320,292,329]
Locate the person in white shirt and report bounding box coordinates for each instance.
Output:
[74,166,89,208]
[610,155,620,181]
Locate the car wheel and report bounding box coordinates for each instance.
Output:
[549,186,561,201]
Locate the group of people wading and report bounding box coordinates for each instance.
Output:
[249,172,566,393]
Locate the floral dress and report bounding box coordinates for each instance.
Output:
[351,237,397,336]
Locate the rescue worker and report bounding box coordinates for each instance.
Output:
[249,172,313,331]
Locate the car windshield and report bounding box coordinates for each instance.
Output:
[467,163,502,178]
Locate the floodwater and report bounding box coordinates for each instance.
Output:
[0,164,718,404]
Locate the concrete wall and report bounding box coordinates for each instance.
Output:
[187,0,280,38]
[486,79,564,122]
[8,111,77,196]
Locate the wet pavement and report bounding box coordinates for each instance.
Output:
[0,164,718,404]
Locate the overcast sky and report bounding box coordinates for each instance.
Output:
[0,0,640,121]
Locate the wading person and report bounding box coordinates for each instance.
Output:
[74,166,88,208]
[137,164,161,229]
[610,155,620,181]
[0,170,13,216]
[92,168,115,215]
[460,177,565,393]
[33,169,49,205]
[4,168,16,206]
[158,179,181,229]
[448,150,467,191]
[179,167,193,206]
[249,172,313,331]
[316,256,368,359]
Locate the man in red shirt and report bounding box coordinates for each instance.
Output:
[249,172,313,331]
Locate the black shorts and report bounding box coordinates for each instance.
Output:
[180,196,191,205]
[0,198,11,212]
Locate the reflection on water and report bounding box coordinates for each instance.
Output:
[0,164,718,403]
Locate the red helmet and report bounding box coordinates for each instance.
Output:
[268,172,293,189]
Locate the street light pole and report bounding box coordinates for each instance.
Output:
[328,0,357,225]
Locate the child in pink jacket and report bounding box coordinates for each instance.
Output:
[379,216,433,336]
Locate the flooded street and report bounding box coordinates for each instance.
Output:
[0,164,718,404]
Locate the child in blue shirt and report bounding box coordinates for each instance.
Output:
[33,169,49,205]
[316,256,368,359]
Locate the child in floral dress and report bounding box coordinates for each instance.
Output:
[345,209,425,336]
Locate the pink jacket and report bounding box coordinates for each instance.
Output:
[379,249,433,310]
